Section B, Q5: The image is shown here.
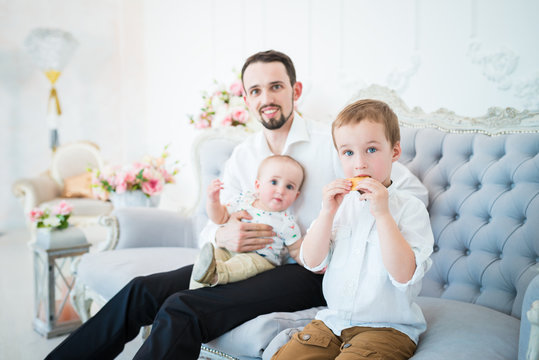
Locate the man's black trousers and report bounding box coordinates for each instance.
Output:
[46,263,325,360]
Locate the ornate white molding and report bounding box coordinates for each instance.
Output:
[386,53,421,93]
[352,84,539,136]
[467,39,519,90]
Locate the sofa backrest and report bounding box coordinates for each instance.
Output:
[399,126,538,319]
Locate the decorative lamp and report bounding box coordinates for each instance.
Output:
[24,28,78,151]
[32,227,90,338]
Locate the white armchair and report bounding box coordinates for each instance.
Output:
[12,141,113,241]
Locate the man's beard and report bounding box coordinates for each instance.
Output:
[258,102,294,130]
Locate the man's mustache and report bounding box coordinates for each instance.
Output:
[259,104,281,113]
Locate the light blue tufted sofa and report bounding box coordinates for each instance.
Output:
[74,86,539,359]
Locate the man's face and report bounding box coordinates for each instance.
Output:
[242,61,301,130]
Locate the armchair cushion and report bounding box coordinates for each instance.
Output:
[77,247,199,301]
[111,208,198,249]
[61,172,94,198]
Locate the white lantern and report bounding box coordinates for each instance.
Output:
[32,227,90,338]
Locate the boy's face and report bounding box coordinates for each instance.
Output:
[255,160,303,212]
[242,61,302,130]
[333,119,401,188]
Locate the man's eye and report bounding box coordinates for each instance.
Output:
[344,150,353,156]
[286,184,294,190]
[367,147,377,154]
[272,84,282,90]
[271,180,277,185]
[250,89,259,95]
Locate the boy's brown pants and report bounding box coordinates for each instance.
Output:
[271,320,416,360]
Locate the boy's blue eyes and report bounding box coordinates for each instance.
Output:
[343,148,376,156]
[286,184,294,190]
[271,180,277,185]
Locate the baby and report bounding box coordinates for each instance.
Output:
[190,154,304,288]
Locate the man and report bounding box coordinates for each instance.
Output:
[47,50,427,360]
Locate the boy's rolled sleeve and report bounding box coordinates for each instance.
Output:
[299,241,330,272]
[389,197,434,290]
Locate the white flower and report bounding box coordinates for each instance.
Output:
[229,96,245,108]
[43,216,61,228]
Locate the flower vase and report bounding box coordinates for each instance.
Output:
[35,226,87,249]
[109,190,160,209]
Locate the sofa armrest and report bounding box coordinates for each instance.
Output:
[12,173,61,214]
[519,272,539,360]
[99,207,198,250]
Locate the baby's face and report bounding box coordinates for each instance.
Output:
[334,119,400,188]
[255,160,303,212]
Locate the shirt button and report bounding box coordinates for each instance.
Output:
[343,343,352,348]
[302,334,311,341]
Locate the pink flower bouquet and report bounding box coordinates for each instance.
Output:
[29,201,73,229]
[90,146,178,201]
[189,75,255,129]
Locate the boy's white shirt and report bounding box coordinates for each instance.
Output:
[198,113,429,249]
[299,184,434,343]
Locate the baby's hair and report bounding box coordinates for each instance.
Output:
[257,155,305,190]
[331,99,400,149]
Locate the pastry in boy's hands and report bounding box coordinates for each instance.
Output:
[347,176,370,193]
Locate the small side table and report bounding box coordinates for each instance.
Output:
[32,226,91,338]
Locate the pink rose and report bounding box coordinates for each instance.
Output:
[229,80,244,96]
[142,178,163,196]
[29,208,44,222]
[195,119,210,129]
[231,108,248,124]
[221,114,233,127]
[160,168,176,184]
[53,201,73,216]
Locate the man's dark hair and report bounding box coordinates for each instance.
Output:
[241,50,296,86]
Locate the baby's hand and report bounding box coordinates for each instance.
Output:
[207,179,223,203]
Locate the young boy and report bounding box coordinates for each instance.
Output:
[190,154,305,288]
[272,100,434,359]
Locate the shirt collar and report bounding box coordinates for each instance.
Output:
[254,112,310,156]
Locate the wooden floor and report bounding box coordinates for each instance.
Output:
[0,228,144,359]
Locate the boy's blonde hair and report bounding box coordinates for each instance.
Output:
[257,155,305,190]
[331,99,400,149]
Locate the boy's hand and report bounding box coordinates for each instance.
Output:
[321,179,351,215]
[207,179,223,203]
[357,178,389,217]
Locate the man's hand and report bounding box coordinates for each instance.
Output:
[215,210,275,252]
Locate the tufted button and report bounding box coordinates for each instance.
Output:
[343,343,352,349]
[302,334,311,341]
[486,215,492,223]
[476,183,482,190]
[433,245,439,252]
[443,283,449,289]
[465,249,471,256]
[509,182,515,190]
[454,214,460,221]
